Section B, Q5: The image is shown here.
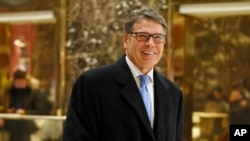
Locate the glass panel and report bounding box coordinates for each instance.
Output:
[0,22,60,114]
[0,114,65,141]
[183,14,250,141]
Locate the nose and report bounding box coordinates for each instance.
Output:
[146,36,155,44]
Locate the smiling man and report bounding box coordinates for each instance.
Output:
[123,17,165,74]
[62,7,183,141]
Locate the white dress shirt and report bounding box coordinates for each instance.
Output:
[125,56,155,127]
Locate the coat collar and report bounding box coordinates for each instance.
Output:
[114,56,171,140]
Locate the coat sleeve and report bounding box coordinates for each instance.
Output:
[62,75,100,141]
[24,90,51,115]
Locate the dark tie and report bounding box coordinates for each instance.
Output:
[139,75,151,122]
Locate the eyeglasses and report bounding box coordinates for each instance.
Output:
[129,32,166,43]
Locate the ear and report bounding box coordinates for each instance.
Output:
[123,33,129,49]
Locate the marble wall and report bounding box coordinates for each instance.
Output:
[64,0,250,109]
[65,0,169,103]
[184,16,250,111]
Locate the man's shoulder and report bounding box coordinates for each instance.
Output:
[86,63,114,75]
[79,56,126,79]
[155,71,181,91]
[76,63,115,82]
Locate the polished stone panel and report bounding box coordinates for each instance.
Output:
[65,0,169,100]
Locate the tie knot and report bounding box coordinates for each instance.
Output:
[139,75,149,86]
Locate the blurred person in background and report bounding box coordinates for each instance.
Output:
[36,78,62,141]
[205,86,229,113]
[229,79,250,125]
[0,69,49,141]
[229,88,250,124]
[204,86,229,141]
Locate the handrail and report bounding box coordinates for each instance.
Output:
[193,112,228,118]
[193,112,228,123]
[0,113,66,120]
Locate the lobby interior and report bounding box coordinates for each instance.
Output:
[0,0,250,140]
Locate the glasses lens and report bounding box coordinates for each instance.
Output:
[130,32,165,43]
[153,35,165,43]
[136,33,149,41]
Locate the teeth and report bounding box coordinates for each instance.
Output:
[143,51,155,55]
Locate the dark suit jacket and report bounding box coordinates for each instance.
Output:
[63,56,183,141]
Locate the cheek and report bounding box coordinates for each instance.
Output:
[159,49,164,57]
[156,46,164,55]
[127,46,136,56]
[127,42,138,52]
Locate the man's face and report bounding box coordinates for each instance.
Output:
[123,18,165,73]
[13,78,27,88]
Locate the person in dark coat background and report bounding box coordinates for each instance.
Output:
[62,7,183,141]
[3,69,48,141]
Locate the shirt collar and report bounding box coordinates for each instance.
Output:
[125,56,154,82]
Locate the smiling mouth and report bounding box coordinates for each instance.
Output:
[142,51,156,55]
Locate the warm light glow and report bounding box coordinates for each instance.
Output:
[0,10,55,23]
[14,39,26,47]
[179,2,250,17]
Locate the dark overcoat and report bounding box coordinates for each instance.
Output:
[63,56,183,141]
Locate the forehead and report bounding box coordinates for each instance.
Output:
[133,18,164,33]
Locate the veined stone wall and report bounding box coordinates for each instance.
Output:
[65,0,169,103]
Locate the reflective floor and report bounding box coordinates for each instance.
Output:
[0,114,64,141]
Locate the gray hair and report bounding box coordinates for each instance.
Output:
[124,7,167,34]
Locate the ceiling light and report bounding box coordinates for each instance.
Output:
[0,10,56,23]
[179,2,250,17]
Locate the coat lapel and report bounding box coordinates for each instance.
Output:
[114,56,155,140]
[153,72,171,140]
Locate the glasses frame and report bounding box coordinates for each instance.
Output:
[129,32,166,44]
